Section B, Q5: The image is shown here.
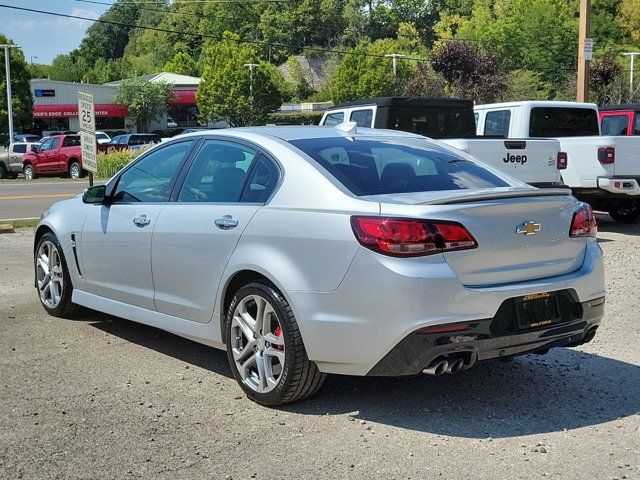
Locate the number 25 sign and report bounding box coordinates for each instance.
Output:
[78,91,95,133]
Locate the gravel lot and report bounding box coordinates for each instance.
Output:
[1,216,639,480]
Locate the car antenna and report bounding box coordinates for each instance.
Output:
[335,121,357,140]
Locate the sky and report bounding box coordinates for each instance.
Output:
[0,0,110,64]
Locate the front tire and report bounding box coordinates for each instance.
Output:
[609,199,640,224]
[225,282,325,406]
[35,232,76,317]
[23,164,35,180]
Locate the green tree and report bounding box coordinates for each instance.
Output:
[112,77,174,132]
[197,33,283,127]
[0,35,33,143]
[619,0,640,44]
[331,38,416,104]
[49,53,87,82]
[504,69,551,101]
[164,52,200,77]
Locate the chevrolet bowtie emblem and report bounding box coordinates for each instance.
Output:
[515,221,541,235]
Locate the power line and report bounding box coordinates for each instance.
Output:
[0,3,426,61]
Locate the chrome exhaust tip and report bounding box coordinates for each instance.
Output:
[446,358,465,374]
[423,359,449,376]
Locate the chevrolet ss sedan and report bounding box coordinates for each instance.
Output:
[34,125,605,406]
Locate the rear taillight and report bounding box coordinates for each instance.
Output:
[557,152,568,170]
[597,146,615,164]
[350,216,477,257]
[570,204,597,238]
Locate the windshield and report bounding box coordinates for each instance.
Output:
[290,137,509,196]
[529,107,599,137]
[387,106,477,138]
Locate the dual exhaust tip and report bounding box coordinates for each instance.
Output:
[422,357,465,376]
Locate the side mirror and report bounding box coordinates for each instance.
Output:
[82,185,107,204]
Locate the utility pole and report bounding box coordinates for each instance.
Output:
[1,44,21,144]
[244,63,259,97]
[576,0,591,102]
[622,52,640,101]
[384,53,407,76]
[30,56,37,65]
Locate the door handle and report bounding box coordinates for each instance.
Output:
[215,215,238,230]
[133,214,151,227]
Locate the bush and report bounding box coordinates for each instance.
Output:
[96,149,140,179]
[268,112,324,125]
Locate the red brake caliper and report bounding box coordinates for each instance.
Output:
[274,326,284,350]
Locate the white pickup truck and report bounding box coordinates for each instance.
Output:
[475,101,640,223]
[319,97,565,187]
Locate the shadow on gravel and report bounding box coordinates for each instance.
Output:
[83,313,233,378]
[596,213,640,236]
[83,311,640,439]
[284,348,640,438]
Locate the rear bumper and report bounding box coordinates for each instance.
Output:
[288,241,605,376]
[368,298,604,376]
[597,177,640,195]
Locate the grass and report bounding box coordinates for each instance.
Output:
[8,218,40,229]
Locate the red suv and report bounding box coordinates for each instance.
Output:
[22,134,84,180]
[599,104,640,136]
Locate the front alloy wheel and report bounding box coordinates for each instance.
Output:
[34,232,76,317]
[226,282,325,406]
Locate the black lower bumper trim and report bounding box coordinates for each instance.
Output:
[367,297,604,377]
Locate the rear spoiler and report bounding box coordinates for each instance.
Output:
[418,188,573,205]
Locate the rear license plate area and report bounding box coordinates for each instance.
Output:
[514,292,561,330]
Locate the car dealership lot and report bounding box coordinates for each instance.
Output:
[1,218,639,480]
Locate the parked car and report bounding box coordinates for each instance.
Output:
[0,142,39,178]
[167,117,178,128]
[34,126,604,406]
[599,104,640,136]
[99,133,161,152]
[13,133,41,143]
[22,134,84,180]
[475,101,640,223]
[320,97,565,187]
[96,131,112,145]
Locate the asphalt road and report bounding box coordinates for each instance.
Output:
[0,218,639,479]
[0,180,98,221]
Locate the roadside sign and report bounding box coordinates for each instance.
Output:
[584,37,593,61]
[80,130,98,174]
[78,91,97,177]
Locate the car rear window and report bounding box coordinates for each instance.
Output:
[290,137,509,196]
[529,107,599,137]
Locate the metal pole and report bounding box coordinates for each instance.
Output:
[622,53,640,101]
[384,53,407,77]
[576,0,591,102]
[3,45,14,143]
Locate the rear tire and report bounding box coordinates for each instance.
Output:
[609,199,640,224]
[69,161,82,179]
[35,232,76,317]
[225,281,325,406]
[23,164,35,180]
[0,163,7,179]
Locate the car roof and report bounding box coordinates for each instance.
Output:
[332,96,473,110]
[600,103,640,112]
[475,100,598,110]
[176,125,426,142]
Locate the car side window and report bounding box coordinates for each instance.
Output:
[323,112,344,126]
[601,115,629,136]
[120,136,129,145]
[634,114,640,136]
[177,140,258,203]
[484,110,511,137]
[50,137,61,150]
[112,141,193,203]
[240,155,279,203]
[39,138,53,151]
[63,136,80,147]
[350,109,374,128]
[13,144,26,154]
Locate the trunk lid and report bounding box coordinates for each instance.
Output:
[373,189,587,286]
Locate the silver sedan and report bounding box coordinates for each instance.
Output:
[34,126,605,406]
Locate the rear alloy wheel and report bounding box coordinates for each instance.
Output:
[23,164,35,180]
[69,161,82,179]
[35,232,76,317]
[226,282,325,406]
[609,199,640,224]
